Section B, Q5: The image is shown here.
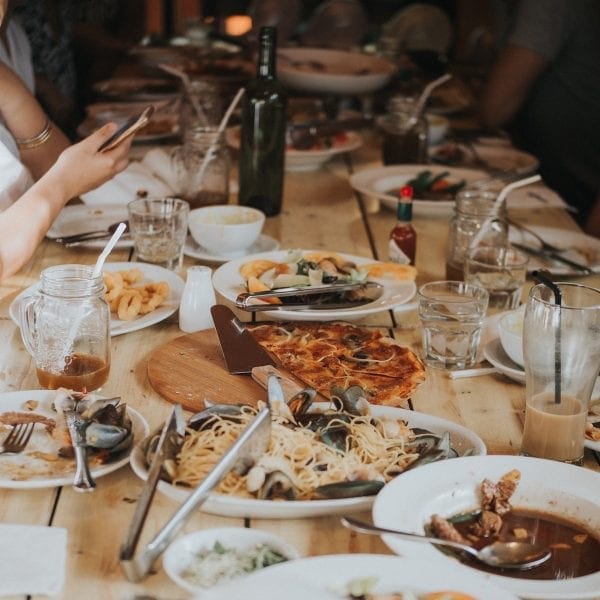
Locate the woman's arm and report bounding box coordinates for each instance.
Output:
[0,123,131,280]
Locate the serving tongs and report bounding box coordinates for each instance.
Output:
[119,388,273,581]
[236,281,384,311]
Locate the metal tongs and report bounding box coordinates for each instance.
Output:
[235,281,384,311]
[119,388,273,581]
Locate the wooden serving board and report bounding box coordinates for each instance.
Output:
[146,330,306,412]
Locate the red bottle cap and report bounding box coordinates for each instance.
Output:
[400,185,413,200]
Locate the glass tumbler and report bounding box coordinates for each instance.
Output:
[19,264,111,392]
[521,282,600,463]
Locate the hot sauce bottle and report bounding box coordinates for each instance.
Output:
[389,185,416,265]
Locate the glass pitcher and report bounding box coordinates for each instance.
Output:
[19,264,111,392]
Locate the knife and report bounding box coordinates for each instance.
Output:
[211,304,275,374]
[511,242,594,274]
[65,411,96,492]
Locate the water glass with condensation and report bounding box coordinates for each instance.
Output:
[521,282,600,463]
[127,197,189,271]
[418,280,489,370]
[464,246,529,314]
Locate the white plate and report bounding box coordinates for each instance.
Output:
[202,554,518,600]
[350,165,488,216]
[509,225,600,275]
[129,404,486,519]
[46,204,133,249]
[9,262,184,337]
[212,249,416,321]
[163,527,300,595]
[226,126,362,172]
[372,455,600,599]
[277,48,395,95]
[184,234,279,264]
[0,390,148,489]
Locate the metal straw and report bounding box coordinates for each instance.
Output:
[532,269,562,404]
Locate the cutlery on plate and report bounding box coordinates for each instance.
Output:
[0,422,35,454]
[65,411,96,492]
[511,241,593,274]
[340,517,551,570]
[53,220,129,244]
[120,388,272,581]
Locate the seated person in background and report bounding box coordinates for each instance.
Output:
[479,0,600,236]
[0,58,131,281]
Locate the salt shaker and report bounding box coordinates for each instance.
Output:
[179,266,216,332]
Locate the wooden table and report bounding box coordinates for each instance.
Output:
[0,130,598,599]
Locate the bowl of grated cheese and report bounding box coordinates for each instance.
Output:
[163,527,300,594]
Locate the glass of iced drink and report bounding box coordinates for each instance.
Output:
[521,282,600,463]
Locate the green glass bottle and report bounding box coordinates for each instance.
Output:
[238,26,287,216]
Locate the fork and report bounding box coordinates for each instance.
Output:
[0,422,35,454]
[508,219,566,253]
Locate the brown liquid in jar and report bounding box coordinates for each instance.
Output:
[37,353,109,392]
[445,260,464,281]
[184,190,228,210]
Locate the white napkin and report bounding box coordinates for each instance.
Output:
[0,524,67,597]
[80,148,177,205]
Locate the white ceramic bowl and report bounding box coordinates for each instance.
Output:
[425,113,450,145]
[188,205,265,255]
[498,307,525,367]
[163,527,300,595]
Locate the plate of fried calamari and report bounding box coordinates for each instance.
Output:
[373,455,600,599]
[0,390,148,489]
[130,399,485,519]
[9,262,184,337]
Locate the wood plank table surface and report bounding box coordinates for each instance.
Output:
[0,127,598,600]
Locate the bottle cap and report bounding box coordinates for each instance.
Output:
[400,185,413,201]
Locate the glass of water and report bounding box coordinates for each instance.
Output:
[127,197,190,271]
[464,246,529,314]
[418,280,489,370]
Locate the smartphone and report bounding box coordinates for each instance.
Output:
[98,105,155,152]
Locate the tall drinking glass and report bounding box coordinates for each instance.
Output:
[521,283,600,463]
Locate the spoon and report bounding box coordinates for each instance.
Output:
[54,220,129,244]
[341,517,551,570]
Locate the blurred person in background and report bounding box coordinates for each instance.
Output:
[0,0,132,279]
[478,0,600,236]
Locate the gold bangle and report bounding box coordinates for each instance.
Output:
[16,120,53,149]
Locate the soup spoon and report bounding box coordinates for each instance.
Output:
[341,517,551,570]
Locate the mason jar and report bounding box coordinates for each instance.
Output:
[179,79,222,132]
[171,125,230,210]
[19,264,111,392]
[445,189,508,280]
[380,95,428,165]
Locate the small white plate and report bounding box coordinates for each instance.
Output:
[184,234,280,264]
[212,248,417,321]
[372,455,600,600]
[46,204,133,249]
[0,390,148,489]
[483,338,525,384]
[202,554,518,600]
[163,527,300,595]
[129,404,485,519]
[509,225,600,275]
[9,262,184,337]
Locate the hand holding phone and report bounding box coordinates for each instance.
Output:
[98,105,155,152]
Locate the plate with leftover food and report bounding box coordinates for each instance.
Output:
[201,554,518,599]
[46,204,133,249]
[0,390,148,489]
[92,77,180,101]
[373,455,600,599]
[212,249,417,321]
[130,402,485,519]
[9,262,184,337]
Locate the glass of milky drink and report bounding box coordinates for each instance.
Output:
[18,265,111,392]
[521,282,600,463]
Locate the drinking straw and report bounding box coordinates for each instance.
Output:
[195,87,245,187]
[158,63,207,125]
[468,174,541,250]
[405,73,452,130]
[532,269,562,405]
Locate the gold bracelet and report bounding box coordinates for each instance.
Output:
[16,120,53,150]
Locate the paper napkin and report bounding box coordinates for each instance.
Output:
[0,524,67,597]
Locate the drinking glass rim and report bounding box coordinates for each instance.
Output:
[529,281,600,310]
[418,280,489,302]
[127,196,190,216]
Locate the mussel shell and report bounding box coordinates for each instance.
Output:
[257,470,297,500]
[330,385,369,415]
[287,388,316,417]
[85,422,129,449]
[187,404,244,431]
[314,479,384,499]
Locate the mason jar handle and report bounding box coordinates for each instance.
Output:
[18,294,40,358]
